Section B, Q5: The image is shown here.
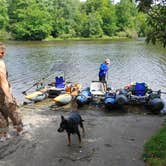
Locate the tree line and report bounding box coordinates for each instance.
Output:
[0,0,165,46]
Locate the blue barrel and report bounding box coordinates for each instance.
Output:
[76,87,91,106]
[104,93,116,109]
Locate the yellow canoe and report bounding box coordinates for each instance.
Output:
[53,93,72,105]
[25,91,43,100]
[25,87,48,102]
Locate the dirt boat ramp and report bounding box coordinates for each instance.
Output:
[0,103,165,166]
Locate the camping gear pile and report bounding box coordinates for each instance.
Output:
[23,78,165,114]
[76,82,165,113]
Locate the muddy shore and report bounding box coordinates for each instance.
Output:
[0,101,165,166]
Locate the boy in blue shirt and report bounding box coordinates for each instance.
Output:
[99,58,110,91]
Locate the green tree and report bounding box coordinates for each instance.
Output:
[135,12,147,37]
[84,0,103,13]
[100,3,117,36]
[7,0,52,40]
[116,0,138,31]
[78,12,103,38]
[0,0,9,30]
[83,0,117,36]
[50,0,80,38]
[72,10,86,37]
[88,12,103,37]
[137,0,166,47]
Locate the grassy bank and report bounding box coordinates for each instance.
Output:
[143,121,166,166]
[44,36,130,41]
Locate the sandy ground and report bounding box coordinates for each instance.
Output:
[0,102,165,166]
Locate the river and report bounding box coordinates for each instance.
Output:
[5,39,166,103]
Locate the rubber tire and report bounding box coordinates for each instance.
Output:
[148,98,164,113]
[116,94,128,106]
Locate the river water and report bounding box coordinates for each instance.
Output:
[5,39,166,104]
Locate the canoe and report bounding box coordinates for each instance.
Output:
[53,93,72,106]
[25,91,48,102]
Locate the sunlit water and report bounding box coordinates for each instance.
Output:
[4,39,166,104]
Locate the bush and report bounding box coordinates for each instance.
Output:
[0,30,10,40]
[125,28,138,39]
[116,31,127,37]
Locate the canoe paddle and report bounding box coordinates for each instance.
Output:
[22,82,40,95]
[22,76,48,95]
[22,72,58,95]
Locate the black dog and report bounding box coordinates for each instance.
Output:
[57,111,85,146]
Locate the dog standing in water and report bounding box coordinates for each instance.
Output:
[57,111,85,146]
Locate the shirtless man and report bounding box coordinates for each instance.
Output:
[0,42,23,141]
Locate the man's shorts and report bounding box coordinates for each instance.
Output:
[99,76,106,83]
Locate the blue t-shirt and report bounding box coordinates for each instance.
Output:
[99,63,108,77]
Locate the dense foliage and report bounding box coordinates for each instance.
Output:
[0,0,8,30]
[137,0,166,47]
[0,0,148,40]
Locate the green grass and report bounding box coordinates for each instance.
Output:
[143,122,166,166]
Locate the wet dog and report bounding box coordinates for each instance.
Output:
[57,111,85,146]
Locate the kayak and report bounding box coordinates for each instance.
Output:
[25,91,48,102]
[53,93,72,106]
